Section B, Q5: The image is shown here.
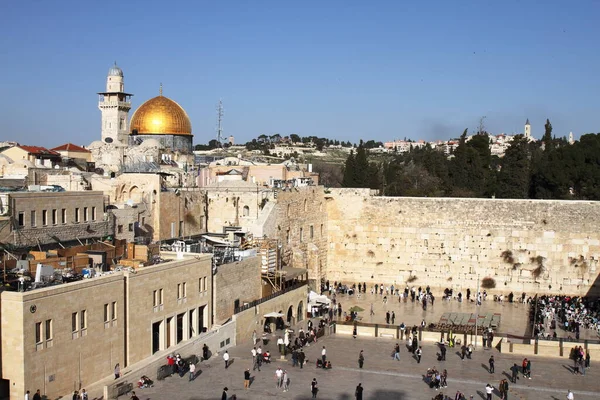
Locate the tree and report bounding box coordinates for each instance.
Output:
[290,134,301,143]
[342,150,357,187]
[496,135,532,198]
[542,119,553,151]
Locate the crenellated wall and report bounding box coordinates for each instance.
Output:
[326,189,600,296]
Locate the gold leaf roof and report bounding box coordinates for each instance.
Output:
[130,95,192,136]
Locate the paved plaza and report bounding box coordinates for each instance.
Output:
[330,291,599,340]
[126,329,598,400]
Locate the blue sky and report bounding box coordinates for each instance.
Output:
[1,0,599,147]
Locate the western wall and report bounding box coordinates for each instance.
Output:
[325,188,600,296]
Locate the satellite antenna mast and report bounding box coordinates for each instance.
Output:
[216,99,224,147]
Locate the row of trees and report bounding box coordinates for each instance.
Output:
[343,121,600,200]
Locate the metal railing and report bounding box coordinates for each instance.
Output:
[234,281,307,314]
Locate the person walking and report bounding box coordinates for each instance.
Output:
[80,390,88,400]
[391,311,396,324]
[511,363,519,383]
[439,343,446,361]
[525,359,531,379]
[130,392,139,400]
[489,355,495,373]
[114,364,120,379]
[32,390,42,400]
[321,346,327,368]
[394,343,401,361]
[283,370,290,392]
[441,369,448,388]
[311,378,318,398]
[221,387,228,400]
[189,362,196,381]
[25,391,30,400]
[223,351,230,369]
[275,367,283,388]
[501,378,509,400]
[299,349,305,369]
[485,384,493,400]
[355,383,364,400]
[566,390,574,400]
[358,350,364,369]
[202,344,209,361]
[416,346,422,363]
[252,330,257,345]
[244,369,251,389]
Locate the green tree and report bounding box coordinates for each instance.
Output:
[496,135,532,198]
[342,150,357,187]
[542,119,553,151]
[290,134,301,143]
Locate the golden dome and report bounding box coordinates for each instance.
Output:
[130,95,192,136]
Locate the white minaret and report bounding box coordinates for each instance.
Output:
[569,132,574,145]
[524,118,531,139]
[98,63,132,145]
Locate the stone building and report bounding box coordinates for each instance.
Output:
[0,252,212,400]
[0,190,114,249]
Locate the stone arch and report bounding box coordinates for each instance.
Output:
[243,205,250,217]
[297,301,304,322]
[286,305,294,324]
[129,186,142,203]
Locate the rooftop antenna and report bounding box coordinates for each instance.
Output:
[216,99,224,148]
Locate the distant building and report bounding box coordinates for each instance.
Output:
[0,145,61,168]
[50,143,92,162]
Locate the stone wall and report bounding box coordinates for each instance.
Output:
[233,285,307,343]
[273,187,328,286]
[205,187,276,233]
[158,190,206,241]
[326,189,600,296]
[214,257,262,323]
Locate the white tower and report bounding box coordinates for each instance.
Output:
[569,132,574,145]
[524,118,531,139]
[98,63,132,145]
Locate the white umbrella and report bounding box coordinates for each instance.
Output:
[264,312,285,318]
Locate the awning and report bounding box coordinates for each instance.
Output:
[264,312,284,318]
[202,236,230,245]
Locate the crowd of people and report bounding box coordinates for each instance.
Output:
[532,294,600,340]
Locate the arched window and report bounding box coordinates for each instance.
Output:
[243,205,250,217]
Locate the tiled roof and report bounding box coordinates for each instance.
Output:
[50,143,91,153]
[18,145,60,156]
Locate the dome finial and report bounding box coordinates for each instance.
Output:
[159,83,163,96]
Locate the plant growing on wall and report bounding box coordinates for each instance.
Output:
[501,250,515,264]
[367,250,375,258]
[184,212,197,226]
[481,277,496,289]
[407,275,418,283]
[530,256,546,279]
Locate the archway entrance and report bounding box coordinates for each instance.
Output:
[287,306,294,324]
[297,301,304,322]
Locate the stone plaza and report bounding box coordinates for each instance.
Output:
[124,331,597,400]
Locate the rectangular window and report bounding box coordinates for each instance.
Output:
[35,322,42,344]
[183,282,187,298]
[45,319,52,341]
[80,310,87,330]
[83,207,88,222]
[159,288,163,305]
[111,302,117,320]
[61,209,66,224]
[72,312,78,333]
[118,225,123,234]
[203,277,207,292]
[92,206,96,221]
[31,210,36,227]
[42,210,48,226]
[177,283,182,299]
[320,224,323,237]
[310,225,314,239]
[52,209,57,225]
[104,303,109,323]
[300,227,303,242]
[18,212,24,227]
[75,208,80,223]
[128,223,134,232]
[153,290,158,307]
